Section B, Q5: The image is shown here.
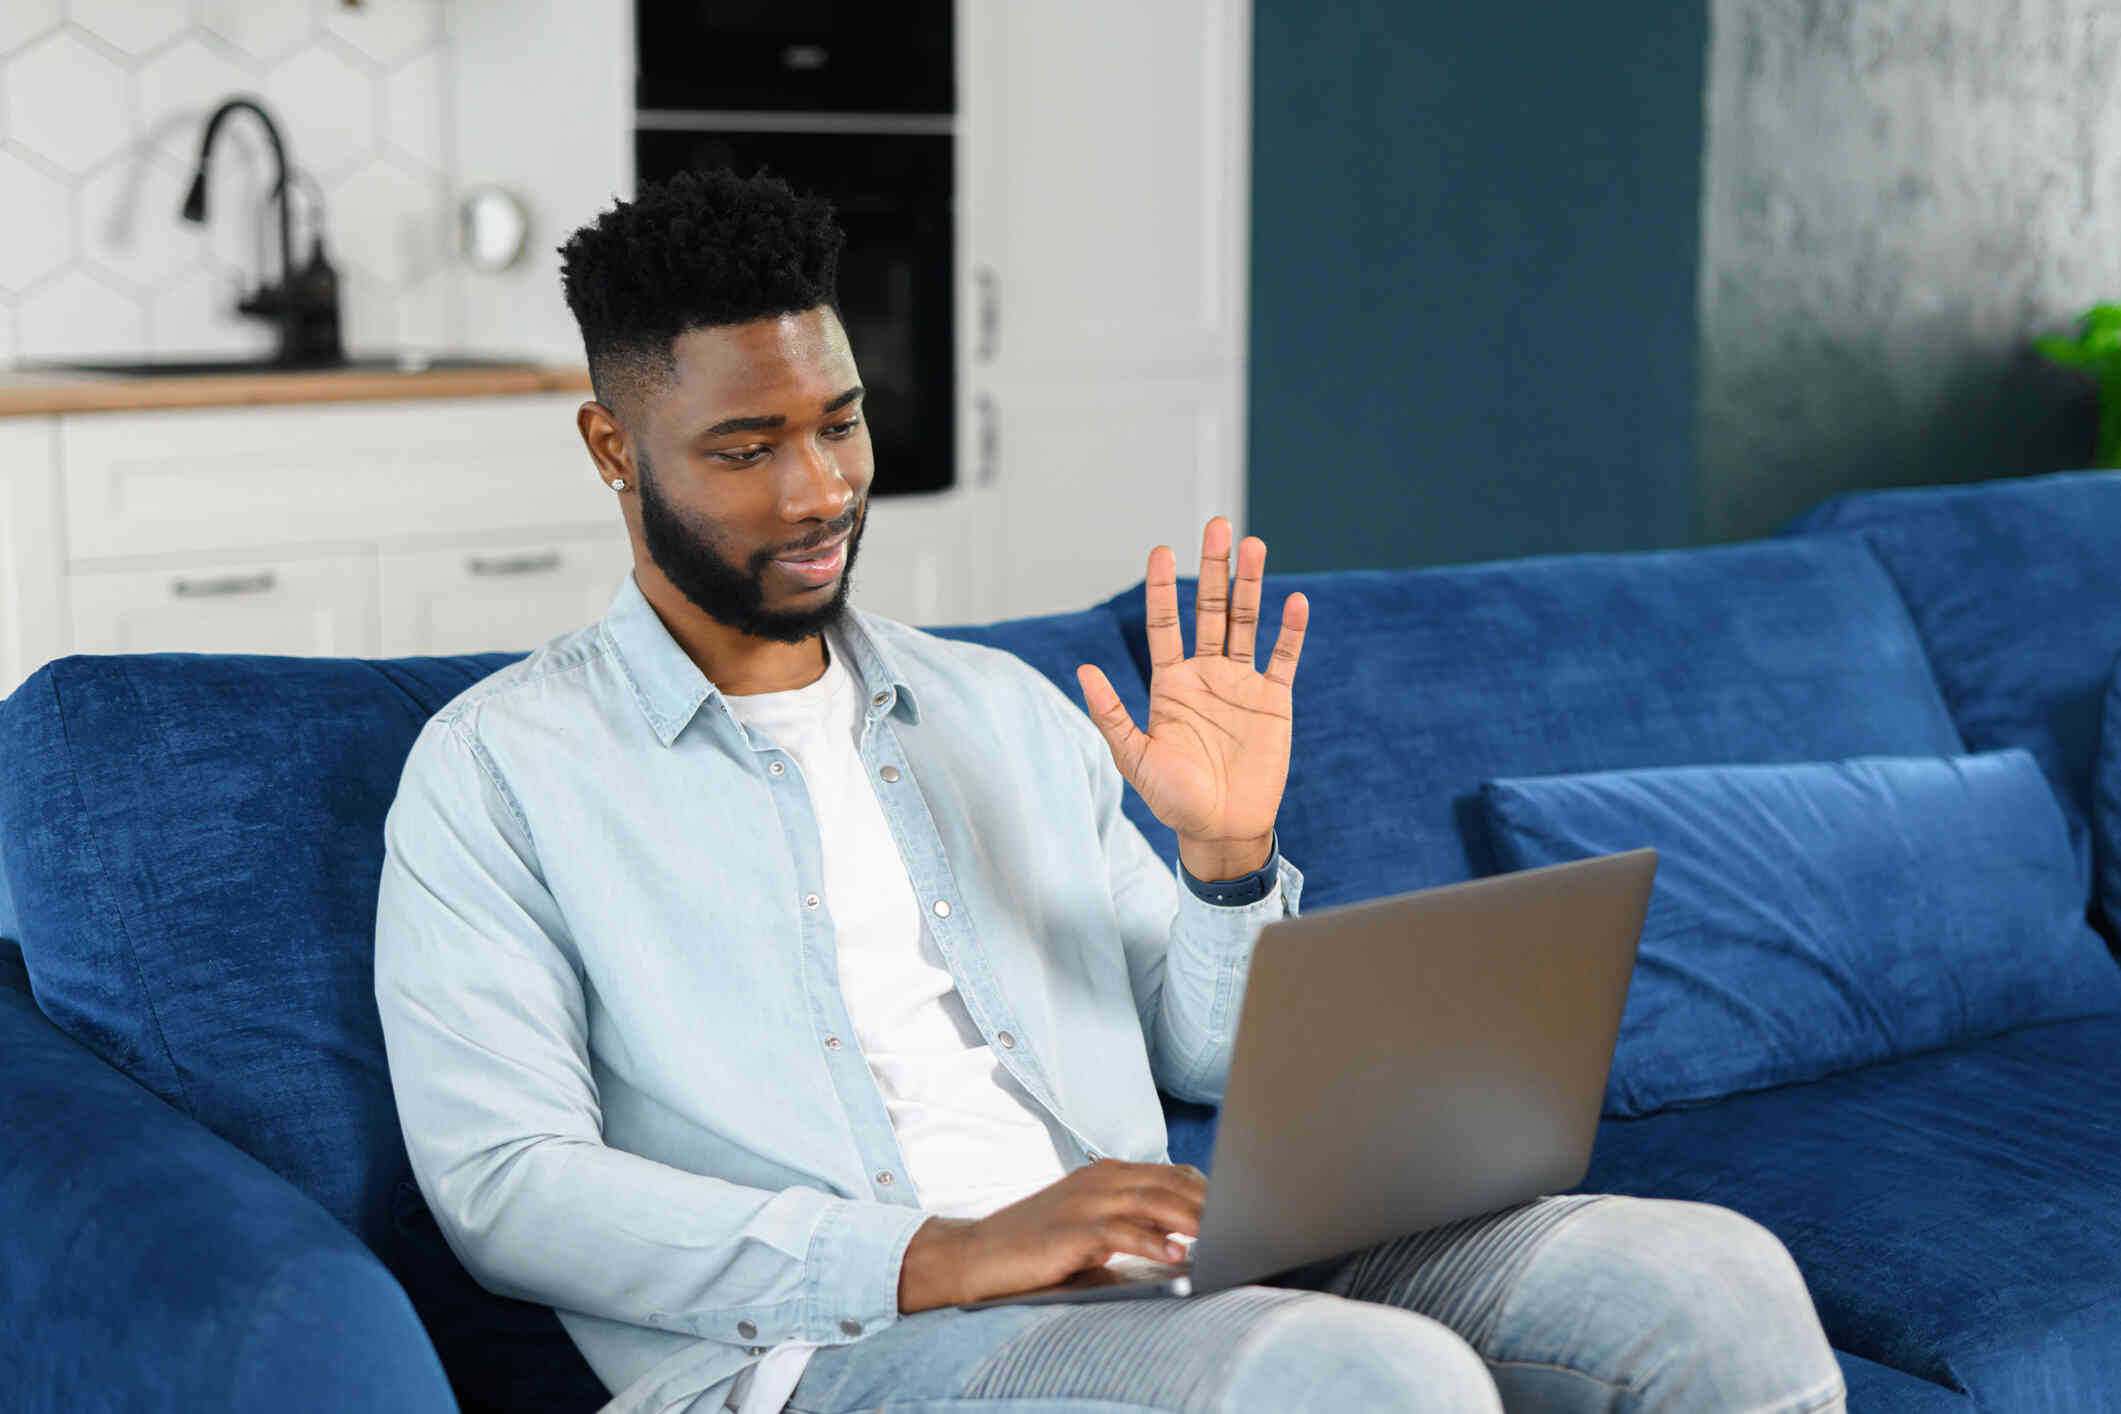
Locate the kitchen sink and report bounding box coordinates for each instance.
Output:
[28,353,543,377]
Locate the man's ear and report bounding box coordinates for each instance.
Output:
[577,400,633,486]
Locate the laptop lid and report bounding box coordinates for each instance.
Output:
[1189,847,1656,1294]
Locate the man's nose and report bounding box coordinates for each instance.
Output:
[779,438,853,521]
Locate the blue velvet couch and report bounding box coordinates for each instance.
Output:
[4,470,2119,1413]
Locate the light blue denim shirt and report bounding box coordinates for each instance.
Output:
[373,572,1304,1414]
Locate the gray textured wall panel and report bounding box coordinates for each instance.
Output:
[1700,0,2113,543]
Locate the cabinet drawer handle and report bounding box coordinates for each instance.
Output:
[977,394,999,487]
[977,266,999,364]
[466,550,563,577]
[171,570,277,598]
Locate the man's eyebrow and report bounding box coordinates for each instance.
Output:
[697,387,863,439]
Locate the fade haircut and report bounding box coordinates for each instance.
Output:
[558,168,844,413]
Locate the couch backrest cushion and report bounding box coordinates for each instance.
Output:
[0,652,516,1230]
[1100,539,1966,909]
[2100,655,2121,945]
[1785,470,2121,908]
[1481,750,2121,1116]
[0,651,613,1411]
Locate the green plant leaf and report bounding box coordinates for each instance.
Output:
[2036,335,2096,369]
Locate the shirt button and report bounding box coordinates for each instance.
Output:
[840,1318,863,1337]
[824,1035,842,1050]
[931,899,950,918]
[879,765,900,783]
[769,760,785,775]
[737,1320,757,1340]
[805,893,821,910]
[876,1170,895,1186]
[748,1346,766,1356]
[997,1031,1015,1049]
[872,690,889,707]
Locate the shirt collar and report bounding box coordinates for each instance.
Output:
[599,571,921,748]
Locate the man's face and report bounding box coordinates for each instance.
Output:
[628,306,873,645]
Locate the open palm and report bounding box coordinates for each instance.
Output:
[1076,519,1310,868]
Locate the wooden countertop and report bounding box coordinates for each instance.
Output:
[0,361,593,417]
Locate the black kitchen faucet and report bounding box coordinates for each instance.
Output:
[181,95,344,368]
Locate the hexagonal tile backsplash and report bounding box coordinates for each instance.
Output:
[0,0,455,363]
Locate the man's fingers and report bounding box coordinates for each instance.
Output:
[1194,517,1233,659]
[1223,535,1267,666]
[1104,1187,1203,1239]
[1091,1217,1191,1265]
[1264,591,1309,689]
[1076,664,1148,777]
[1143,545,1184,670]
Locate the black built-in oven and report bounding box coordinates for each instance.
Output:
[635,3,955,496]
[636,0,952,115]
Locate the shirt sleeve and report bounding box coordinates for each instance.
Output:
[373,715,927,1349]
[1045,681,1305,1105]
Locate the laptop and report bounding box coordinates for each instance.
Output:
[962,847,1657,1308]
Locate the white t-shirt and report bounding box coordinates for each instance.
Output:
[718,626,1077,1413]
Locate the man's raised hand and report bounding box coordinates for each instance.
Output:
[1075,517,1309,882]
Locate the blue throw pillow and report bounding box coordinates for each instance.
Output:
[1480,750,2121,1118]
[2100,656,2121,945]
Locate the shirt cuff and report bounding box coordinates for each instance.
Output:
[1177,832,1281,907]
[803,1197,931,1344]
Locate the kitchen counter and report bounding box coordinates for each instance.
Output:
[0,362,593,418]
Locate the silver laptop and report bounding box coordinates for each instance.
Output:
[962,847,1656,1308]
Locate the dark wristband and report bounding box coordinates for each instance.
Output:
[1178,833,1280,907]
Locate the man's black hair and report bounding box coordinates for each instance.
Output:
[558,167,844,412]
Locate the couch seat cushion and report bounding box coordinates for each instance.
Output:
[1100,539,1963,909]
[1480,750,2121,1115]
[1835,1351,1969,1412]
[1785,470,2121,904]
[1579,1016,2121,1413]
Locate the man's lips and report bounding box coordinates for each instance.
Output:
[775,533,848,563]
[771,533,849,587]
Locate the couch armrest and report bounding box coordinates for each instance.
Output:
[0,984,458,1413]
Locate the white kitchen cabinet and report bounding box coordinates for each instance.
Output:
[973,377,1238,621]
[378,529,636,657]
[961,0,1249,380]
[2,391,640,682]
[59,394,605,563]
[958,0,1251,623]
[67,553,377,658]
[0,418,65,698]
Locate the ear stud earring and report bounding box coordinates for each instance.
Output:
[610,478,627,491]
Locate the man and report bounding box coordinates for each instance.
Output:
[374,170,1846,1414]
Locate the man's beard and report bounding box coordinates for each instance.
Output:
[635,452,865,645]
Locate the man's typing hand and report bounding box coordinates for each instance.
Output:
[897,1159,1206,1313]
[1075,517,1309,884]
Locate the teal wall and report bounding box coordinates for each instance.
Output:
[1247,3,1708,572]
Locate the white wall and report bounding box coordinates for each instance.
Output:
[0,1,460,362]
[0,0,630,367]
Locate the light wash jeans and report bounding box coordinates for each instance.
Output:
[781,1195,1849,1414]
